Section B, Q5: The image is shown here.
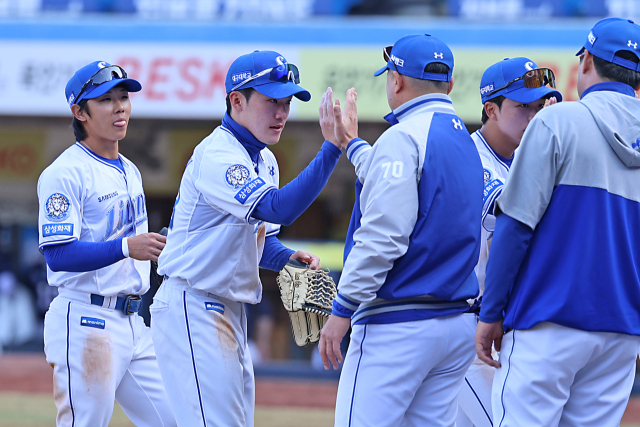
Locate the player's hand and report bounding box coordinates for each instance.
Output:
[319,87,339,148]
[475,320,504,368]
[127,232,167,262]
[319,314,350,370]
[544,96,557,107]
[289,250,321,270]
[334,88,358,149]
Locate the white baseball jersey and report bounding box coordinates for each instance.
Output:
[37,142,150,296]
[157,125,280,304]
[470,130,511,295]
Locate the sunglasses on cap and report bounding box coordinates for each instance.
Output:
[76,65,128,104]
[382,45,400,72]
[485,68,557,99]
[230,63,300,92]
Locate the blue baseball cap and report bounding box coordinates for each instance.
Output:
[577,18,640,71]
[480,57,562,104]
[65,61,141,108]
[225,50,311,102]
[374,34,454,81]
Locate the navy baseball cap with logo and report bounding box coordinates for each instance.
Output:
[577,18,640,71]
[480,57,562,104]
[225,50,311,102]
[65,61,142,108]
[374,34,454,81]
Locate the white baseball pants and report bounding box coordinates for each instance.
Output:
[335,313,476,427]
[44,292,176,427]
[151,279,254,427]
[492,322,640,427]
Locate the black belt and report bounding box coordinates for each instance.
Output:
[90,294,141,315]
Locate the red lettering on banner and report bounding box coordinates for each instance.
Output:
[147,58,174,100]
[0,145,37,175]
[203,60,232,99]
[116,57,142,100]
[176,58,203,102]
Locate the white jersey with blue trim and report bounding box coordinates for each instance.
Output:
[470,130,511,294]
[37,142,150,296]
[157,125,280,304]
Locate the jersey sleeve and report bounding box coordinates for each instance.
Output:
[481,165,505,233]
[337,128,420,305]
[37,164,84,252]
[495,117,560,229]
[346,137,372,182]
[194,144,277,224]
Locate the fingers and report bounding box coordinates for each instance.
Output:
[150,233,167,243]
[308,254,321,270]
[476,341,500,368]
[318,335,330,370]
[332,340,343,367]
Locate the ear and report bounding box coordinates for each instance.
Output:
[581,49,594,76]
[447,76,455,95]
[484,101,499,121]
[71,104,87,122]
[229,91,246,114]
[394,71,405,95]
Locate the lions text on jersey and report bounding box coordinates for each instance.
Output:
[38,142,149,296]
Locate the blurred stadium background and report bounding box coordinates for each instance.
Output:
[0,0,640,425]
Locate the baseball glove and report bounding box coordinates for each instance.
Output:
[277,259,337,347]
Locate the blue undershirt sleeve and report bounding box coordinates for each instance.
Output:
[43,239,126,272]
[259,235,295,271]
[479,213,534,323]
[252,141,341,225]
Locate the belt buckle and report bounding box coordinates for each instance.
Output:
[123,295,142,315]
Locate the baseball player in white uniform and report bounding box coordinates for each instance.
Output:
[38,61,176,427]
[319,34,484,427]
[476,18,640,427]
[151,50,345,426]
[456,57,561,427]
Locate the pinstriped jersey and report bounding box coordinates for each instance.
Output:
[470,130,512,294]
[37,142,150,296]
[157,125,280,304]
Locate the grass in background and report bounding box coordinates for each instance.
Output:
[0,392,334,427]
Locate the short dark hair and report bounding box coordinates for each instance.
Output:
[404,62,451,93]
[592,50,640,89]
[225,88,256,115]
[71,99,90,142]
[481,95,505,124]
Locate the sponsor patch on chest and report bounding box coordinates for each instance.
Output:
[80,317,105,329]
[205,302,225,314]
[98,191,118,203]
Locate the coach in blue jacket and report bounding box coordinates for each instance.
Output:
[319,34,484,427]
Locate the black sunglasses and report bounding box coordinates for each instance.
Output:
[485,68,557,99]
[76,65,128,103]
[382,45,400,72]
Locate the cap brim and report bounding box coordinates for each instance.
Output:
[576,46,585,56]
[254,81,311,102]
[78,78,142,103]
[374,64,390,77]
[503,86,563,103]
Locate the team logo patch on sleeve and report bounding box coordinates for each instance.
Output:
[42,223,74,237]
[483,168,492,184]
[80,317,105,329]
[45,193,71,221]
[234,178,266,204]
[204,302,225,314]
[226,165,251,188]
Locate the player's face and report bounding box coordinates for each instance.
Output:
[494,97,546,145]
[242,91,292,145]
[84,86,131,143]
